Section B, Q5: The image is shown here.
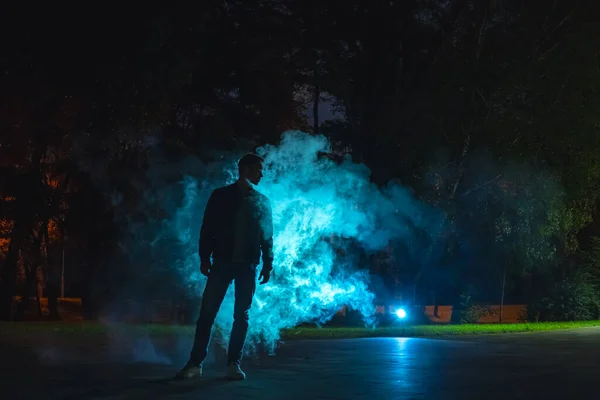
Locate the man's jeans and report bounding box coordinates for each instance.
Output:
[188,261,256,366]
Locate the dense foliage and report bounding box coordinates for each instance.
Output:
[2,1,600,321]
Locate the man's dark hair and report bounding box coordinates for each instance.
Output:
[238,153,264,173]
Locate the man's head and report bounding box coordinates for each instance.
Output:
[238,153,264,185]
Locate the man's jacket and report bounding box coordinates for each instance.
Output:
[199,183,274,266]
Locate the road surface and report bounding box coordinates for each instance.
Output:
[1,327,598,399]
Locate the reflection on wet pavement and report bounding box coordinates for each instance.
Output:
[2,328,600,399]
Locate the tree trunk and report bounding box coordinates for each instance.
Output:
[0,145,46,320]
[14,262,37,320]
[0,201,36,320]
[451,133,471,199]
[412,272,422,304]
[36,221,49,317]
[0,224,26,320]
[47,281,60,320]
[313,70,320,134]
[14,221,48,320]
[500,266,506,323]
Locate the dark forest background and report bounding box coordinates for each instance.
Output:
[3,1,600,323]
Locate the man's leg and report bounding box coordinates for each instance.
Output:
[183,267,232,373]
[226,265,256,379]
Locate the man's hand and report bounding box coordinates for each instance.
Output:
[200,260,212,277]
[258,265,272,285]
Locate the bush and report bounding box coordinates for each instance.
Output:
[451,292,495,324]
[460,305,496,324]
[529,273,600,322]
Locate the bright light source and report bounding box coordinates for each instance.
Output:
[395,308,407,319]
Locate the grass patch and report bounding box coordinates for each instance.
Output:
[1,320,600,339]
[282,321,600,340]
[0,321,194,336]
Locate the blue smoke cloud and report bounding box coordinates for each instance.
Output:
[78,130,445,355]
[167,131,444,353]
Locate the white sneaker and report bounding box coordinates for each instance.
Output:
[226,363,246,380]
[176,364,202,380]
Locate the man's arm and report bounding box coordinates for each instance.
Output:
[199,190,218,264]
[260,198,274,269]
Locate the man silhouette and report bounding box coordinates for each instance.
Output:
[177,153,274,380]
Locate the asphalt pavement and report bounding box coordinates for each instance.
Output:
[1,327,599,399]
